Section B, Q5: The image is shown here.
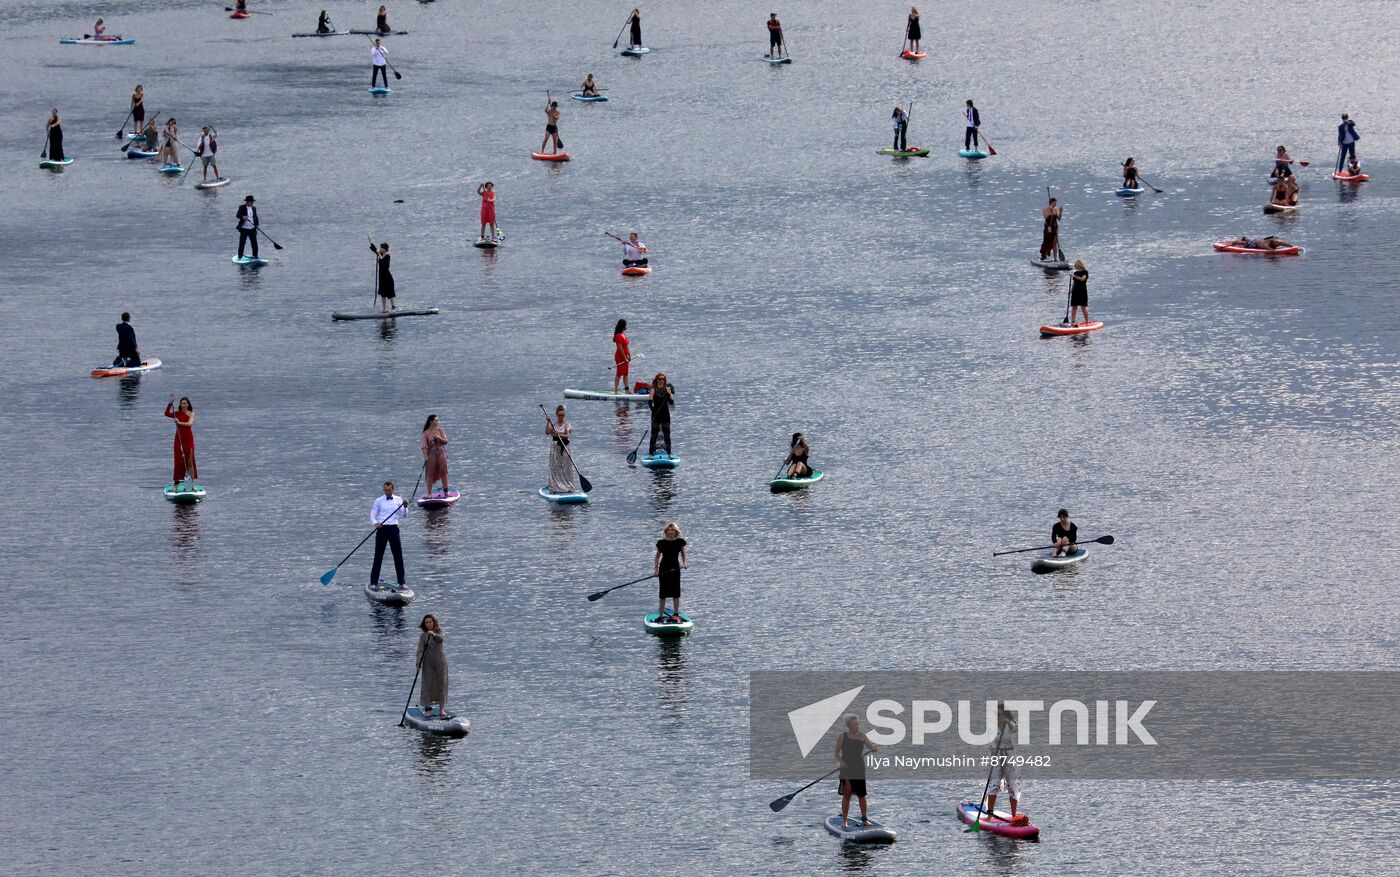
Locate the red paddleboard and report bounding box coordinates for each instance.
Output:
[956,802,1040,839]
[900,50,926,59]
[531,152,571,162]
[1332,172,1369,182]
[230,11,251,19]
[621,266,651,276]
[1039,321,1103,337]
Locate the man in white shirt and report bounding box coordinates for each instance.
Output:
[622,232,648,267]
[370,481,408,587]
[371,39,389,89]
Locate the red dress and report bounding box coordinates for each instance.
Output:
[164,402,197,481]
[614,331,630,378]
[480,190,496,224]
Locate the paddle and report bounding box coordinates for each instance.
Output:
[612,11,634,49]
[397,652,423,726]
[586,573,657,602]
[605,351,642,376]
[365,34,403,79]
[539,404,593,494]
[900,18,910,55]
[625,424,650,465]
[115,106,134,138]
[981,131,998,157]
[964,759,998,832]
[181,129,216,180]
[992,534,1115,557]
[258,228,285,250]
[120,112,160,150]
[320,464,423,585]
[225,6,273,15]
[40,131,48,160]
[1134,174,1163,194]
[769,767,841,813]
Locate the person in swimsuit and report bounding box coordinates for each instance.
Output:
[835,713,879,828]
[784,433,812,477]
[1051,509,1077,557]
[1273,145,1298,179]
[648,372,674,456]
[317,10,333,32]
[1268,178,1289,206]
[621,232,648,267]
[1068,261,1089,326]
[194,125,219,183]
[1225,235,1294,250]
[376,5,391,32]
[545,405,576,494]
[652,522,688,620]
[891,105,909,151]
[371,39,389,88]
[421,414,449,497]
[114,312,140,367]
[44,109,64,162]
[129,85,145,134]
[983,703,1023,819]
[613,319,632,394]
[164,396,198,488]
[368,235,396,311]
[629,8,642,48]
[477,181,497,241]
[964,99,981,150]
[159,117,180,167]
[1284,175,1299,206]
[906,7,921,53]
[541,100,563,154]
[93,18,107,38]
[766,13,785,58]
[580,74,600,97]
[1122,157,1138,188]
[1039,197,1062,261]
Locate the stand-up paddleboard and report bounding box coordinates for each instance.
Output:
[369,86,392,95]
[1030,548,1087,573]
[39,158,74,169]
[563,388,649,402]
[572,93,609,102]
[194,177,232,189]
[1030,258,1071,270]
[1212,241,1302,255]
[531,151,571,162]
[1263,203,1298,214]
[416,490,460,509]
[127,148,158,159]
[823,815,897,844]
[770,469,824,493]
[763,54,793,64]
[1332,171,1370,182]
[538,486,589,504]
[877,146,930,157]
[959,149,990,159]
[644,610,693,636]
[621,46,650,56]
[402,706,470,737]
[331,308,438,320]
[1115,186,1145,196]
[92,358,161,378]
[350,29,409,35]
[157,164,184,174]
[60,36,136,45]
[292,30,346,37]
[472,236,503,249]
[163,483,206,503]
[900,50,926,60]
[621,266,651,276]
[232,255,269,267]
[956,802,1041,839]
[640,452,680,470]
[1039,321,1103,337]
[364,581,415,605]
[230,11,251,19]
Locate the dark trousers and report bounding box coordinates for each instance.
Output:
[114,352,140,367]
[371,524,405,585]
[1338,143,1356,170]
[623,258,650,267]
[649,420,672,455]
[965,128,979,149]
[373,65,388,86]
[238,228,258,257]
[893,125,907,151]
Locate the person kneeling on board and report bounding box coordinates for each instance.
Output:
[1051,509,1077,557]
[784,433,812,477]
[114,312,140,367]
[984,703,1025,820]
[1122,157,1138,189]
[835,713,879,828]
[371,481,409,589]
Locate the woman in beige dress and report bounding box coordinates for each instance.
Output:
[416,614,451,718]
[421,415,449,497]
[545,404,576,493]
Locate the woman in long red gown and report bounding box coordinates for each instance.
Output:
[164,396,197,484]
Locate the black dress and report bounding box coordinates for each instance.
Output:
[1069,268,1088,307]
[374,251,395,298]
[656,537,686,599]
[48,124,65,161]
[907,16,921,40]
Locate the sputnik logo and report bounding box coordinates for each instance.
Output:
[786,685,864,757]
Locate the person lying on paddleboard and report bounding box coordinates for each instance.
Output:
[964,99,981,151]
[766,13,785,58]
[317,9,333,33]
[369,236,396,311]
[629,8,642,49]
[376,5,392,33]
[906,7,921,53]
[477,181,497,241]
[1225,235,1295,251]
[1122,157,1138,188]
[194,125,219,183]
[1039,198,1062,261]
[835,713,878,828]
[613,319,631,394]
[422,415,449,497]
[891,105,909,152]
[1337,113,1359,172]
[1068,260,1089,326]
[580,74,600,97]
[648,373,674,456]
[784,433,812,478]
[1052,509,1077,557]
[541,100,563,154]
[653,522,688,621]
[984,703,1024,819]
[416,614,452,718]
[545,405,576,494]
[115,312,140,367]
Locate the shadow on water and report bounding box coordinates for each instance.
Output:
[408,726,459,776]
[169,503,201,572]
[645,470,677,515]
[117,374,145,410]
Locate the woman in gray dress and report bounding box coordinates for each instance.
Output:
[416,614,450,718]
[545,404,576,493]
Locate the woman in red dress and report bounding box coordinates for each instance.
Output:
[477,181,497,242]
[164,396,197,484]
[612,318,631,394]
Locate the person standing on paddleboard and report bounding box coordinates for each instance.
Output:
[835,713,879,828]
[1051,509,1078,557]
[194,125,220,184]
[370,481,408,589]
[984,703,1023,819]
[620,232,648,268]
[964,99,981,151]
[1337,114,1360,172]
[545,405,576,494]
[159,117,179,167]
[371,39,390,89]
[164,396,197,488]
[629,8,642,49]
[45,109,65,163]
[766,13,785,58]
[114,312,140,367]
[476,182,497,242]
[891,105,909,151]
[129,85,145,134]
[1068,261,1089,326]
[653,522,688,621]
[613,319,632,394]
[235,195,259,259]
[541,100,563,155]
[647,372,674,456]
[1122,157,1138,189]
[376,5,392,33]
[369,236,396,311]
[416,614,452,718]
[1039,198,1062,261]
[317,10,333,33]
[906,8,921,53]
[421,415,449,498]
[784,433,812,478]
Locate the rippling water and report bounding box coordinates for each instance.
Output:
[3,0,1398,873]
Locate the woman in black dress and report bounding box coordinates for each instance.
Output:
[652,522,688,620]
[785,433,812,477]
[369,235,396,311]
[45,109,65,161]
[647,372,674,457]
[1068,260,1089,326]
[629,8,642,48]
[906,8,922,53]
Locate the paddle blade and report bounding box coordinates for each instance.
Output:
[578,474,593,494]
[320,567,338,585]
[626,450,638,465]
[964,820,982,833]
[769,793,796,813]
[1096,535,1116,545]
[587,591,605,602]
[988,145,998,156]
[393,70,402,80]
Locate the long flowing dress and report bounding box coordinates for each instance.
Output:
[164,402,197,481]
[47,123,65,161]
[547,420,576,493]
[422,427,448,489]
[416,630,449,707]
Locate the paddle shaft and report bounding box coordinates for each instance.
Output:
[1133,172,1164,193]
[992,534,1114,556]
[612,12,633,48]
[769,767,841,812]
[120,110,160,150]
[365,34,402,78]
[540,405,592,493]
[116,106,134,137]
[257,227,284,250]
[320,475,418,584]
[587,573,656,602]
[967,758,998,830]
[398,654,423,726]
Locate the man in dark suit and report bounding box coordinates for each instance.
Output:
[235,195,259,259]
[114,312,139,367]
[1337,114,1360,171]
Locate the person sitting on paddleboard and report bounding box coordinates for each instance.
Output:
[370,481,408,589]
[45,109,65,163]
[416,614,451,718]
[477,181,497,241]
[766,13,785,58]
[1039,198,1062,262]
[906,7,921,53]
[1067,260,1089,326]
[784,433,812,478]
[648,372,674,456]
[541,100,563,154]
[140,116,159,152]
[317,9,333,33]
[1052,509,1077,557]
[891,105,909,152]
[1337,114,1359,172]
[1122,157,1138,189]
[629,8,642,48]
[422,414,449,497]
[545,405,576,494]
[369,235,396,311]
[114,312,140,367]
[1284,175,1299,206]
[621,232,648,268]
[159,117,179,167]
[613,319,632,394]
[194,125,219,183]
[130,85,145,133]
[371,39,389,88]
[376,5,391,33]
[165,396,197,487]
[1344,158,1363,177]
[835,713,879,828]
[1273,145,1299,179]
[984,703,1023,819]
[236,195,259,259]
[93,18,106,38]
[580,73,600,97]
[653,522,688,621]
[964,99,981,151]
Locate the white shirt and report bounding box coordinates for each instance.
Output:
[372,45,388,65]
[966,107,977,127]
[371,494,406,525]
[197,133,215,155]
[892,111,907,131]
[623,240,647,260]
[238,205,256,229]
